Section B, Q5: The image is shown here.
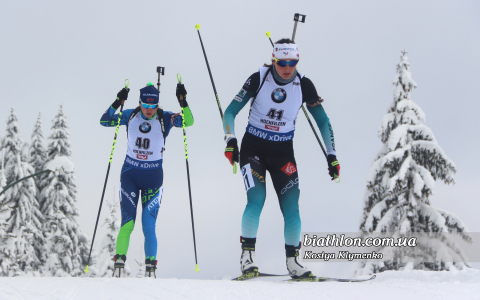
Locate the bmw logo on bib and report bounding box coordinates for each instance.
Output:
[139,122,151,133]
[271,88,287,103]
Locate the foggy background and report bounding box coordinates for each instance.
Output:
[1,0,479,278]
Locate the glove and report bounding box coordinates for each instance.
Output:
[224,138,239,166]
[112,88,130,109]
[176,83,188,108]
[327,154,340,180]
[116,88,130,102]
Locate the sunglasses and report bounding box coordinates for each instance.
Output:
[141,102,158,109]
[275,59,299,67]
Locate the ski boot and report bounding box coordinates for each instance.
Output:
[240,237,259,276]
[113,254,126,278]
[286,244,313,280]
[145,258,157,278]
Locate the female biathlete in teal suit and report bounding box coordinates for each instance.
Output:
[100,83,193,278]
[223,39,340,279]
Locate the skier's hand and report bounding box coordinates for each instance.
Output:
[176,83,188,108]
[327,155,340,180]
[225,138,239,166]
[116,88,130,102]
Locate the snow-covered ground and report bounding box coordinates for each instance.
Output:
[1,269,479,300]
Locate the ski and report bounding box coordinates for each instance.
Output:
[232,269,289,281]
[286,275,376,283]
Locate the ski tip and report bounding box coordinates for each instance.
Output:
[371,275,376,279]
[233,162,237,174]
[266,31,271,38]
[177,73,182,83]
[84,265,89,273]
[195,24,200,30]
[124,79,129,88]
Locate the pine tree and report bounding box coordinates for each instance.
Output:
[28,113,48,266]
[0,109,43,276]
[97,199,121,277]
[29,113,47,193]
[40,105,87,276]
[357,51,471,274]
[0,149,17,276]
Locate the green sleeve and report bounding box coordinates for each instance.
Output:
[307,104,336,155]
[182,106,194,127]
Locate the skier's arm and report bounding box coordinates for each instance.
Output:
[174,83,194,127]
[99,99,133,127]
[223,72,261,140]
[302,77,336,156]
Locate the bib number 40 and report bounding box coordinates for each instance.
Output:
[135,137,150,149]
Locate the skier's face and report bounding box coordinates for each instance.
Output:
[274,59,298,80]
[140,102,156,119]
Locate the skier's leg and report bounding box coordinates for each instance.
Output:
[141,185,163,260]
[116,166,140,257]
[239,137,267,273]
[139,167,163,278]
[270,154,311,278]
[240,140,267,240]
[270,156,301,247]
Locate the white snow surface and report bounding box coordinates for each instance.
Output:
[0,269,479,300]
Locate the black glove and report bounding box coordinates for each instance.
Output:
[176,83,188,108]
[116,88,130,101]
[327,154,340,180]
[224,138,239,166]
[112,88,130,109]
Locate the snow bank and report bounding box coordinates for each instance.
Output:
[0,269,479,300]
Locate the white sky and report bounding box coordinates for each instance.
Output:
[1,0,479,279]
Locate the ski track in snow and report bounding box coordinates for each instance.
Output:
[0,270,479,300]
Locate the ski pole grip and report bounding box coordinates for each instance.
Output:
[177,73,182,83]
[125,79,129,88]
[195,24,200,30]
[266,31,271,38]
[334,175,341,183]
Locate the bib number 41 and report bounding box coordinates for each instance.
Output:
[266,108,284,121]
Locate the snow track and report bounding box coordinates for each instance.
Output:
[0,270,479,300]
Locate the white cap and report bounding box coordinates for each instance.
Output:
[272,44,299,60]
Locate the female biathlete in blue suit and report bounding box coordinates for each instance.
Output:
[100,83,193,278]
[223,39,340,279]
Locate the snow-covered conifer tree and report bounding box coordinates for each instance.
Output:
[29,113,47,193]
[358,51,471,274]
[0,109,43,276]
[0,149,18,276]
[96,199,123,277]
[40,106,87,276]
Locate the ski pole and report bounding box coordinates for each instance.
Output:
[85,79,129,273]
[195,24,237,174]
[177,73,200,272]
